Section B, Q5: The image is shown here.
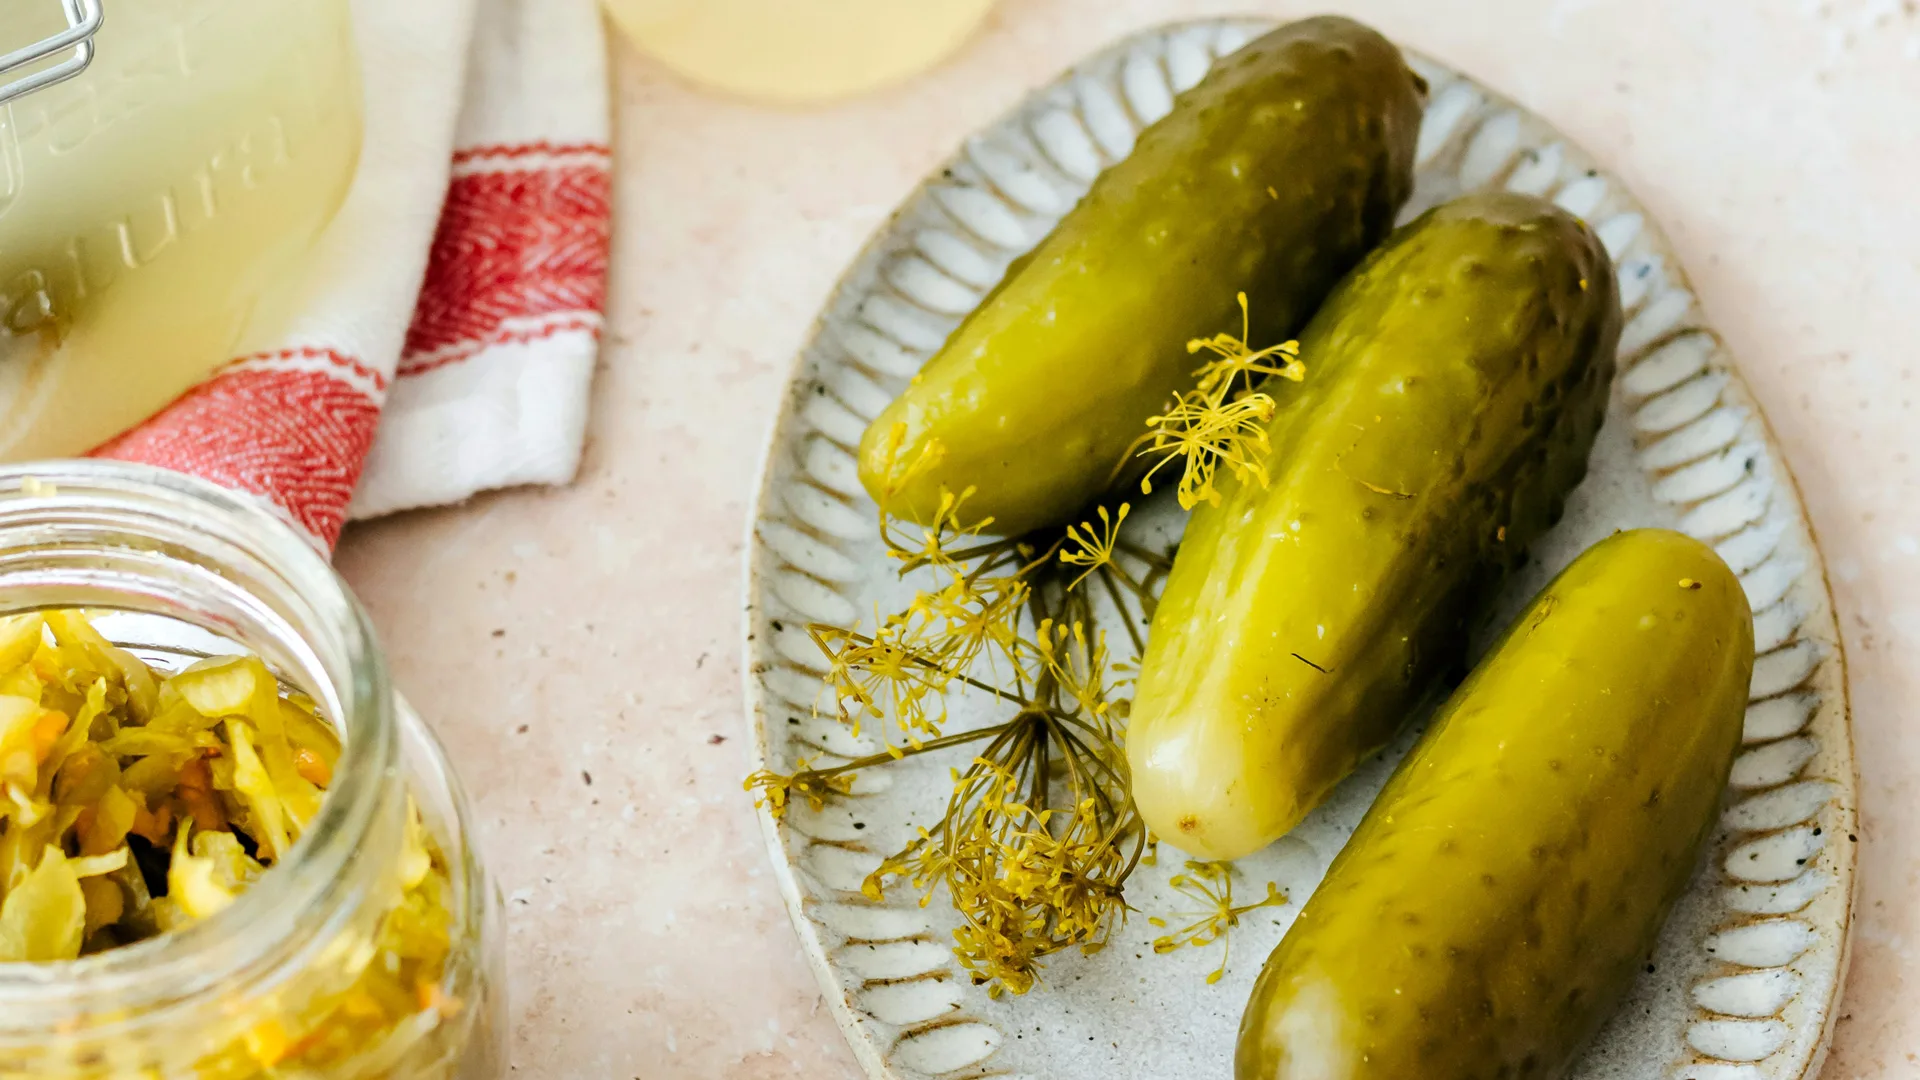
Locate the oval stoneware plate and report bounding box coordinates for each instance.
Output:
[742,18,1856,1080]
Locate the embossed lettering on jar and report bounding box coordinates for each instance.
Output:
[0,0,363,460]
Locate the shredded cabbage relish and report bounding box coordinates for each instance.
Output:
[0,609,458,1072]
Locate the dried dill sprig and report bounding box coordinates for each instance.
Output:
[803,489,1039,749]
[748,462,1165,994]
[1148,860,1288,985]
[747,297,1302,994]
[861,596,1147,997]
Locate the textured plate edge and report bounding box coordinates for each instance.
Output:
[740,440,895,1080]
[1558,88,1858,1080]
[1732,396,1860,1080]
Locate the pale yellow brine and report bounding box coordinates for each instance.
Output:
[0,0,363,459]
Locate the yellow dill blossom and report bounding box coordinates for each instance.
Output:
[921,574,1033,691]
[808,483,1044,750]
[1137,391,1280,510]
[871,592,1145,997]
[870,729,1141,997]
[745,758,855,819]
[1187,292,1305,395]
[811,618,959,745]
[1035,620,1120,728]
[1135,292,1304,510]
[1148,860,1288,984]
[1059,503,1130,589]
[884,485,994,576]
[808,575,1033,749]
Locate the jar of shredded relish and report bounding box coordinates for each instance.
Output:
[0,462,502,1079]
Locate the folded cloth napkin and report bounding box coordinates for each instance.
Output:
[93,0,613,550]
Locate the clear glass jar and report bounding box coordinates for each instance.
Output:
[0,461,503,1079]
[600,0,996,103]
[0,0,365,460]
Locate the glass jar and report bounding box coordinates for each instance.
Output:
[0,461,502,1079]
[600,0,996,103]
[0,0,365,460]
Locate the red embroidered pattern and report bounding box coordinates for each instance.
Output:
[452,140,608,164]
[93,351,382,547]
[401,148,612,375]
[399,314,603,377]
[228,346,389,392]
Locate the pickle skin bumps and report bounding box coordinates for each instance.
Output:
[1130,191,1623,861]
[1237,530,1754,1080]
[858,16,1425,537]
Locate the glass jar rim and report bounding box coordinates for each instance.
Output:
[0,460,396,1027]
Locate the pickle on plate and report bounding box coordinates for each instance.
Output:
[857,15,1425,535]
[1237,529,1755,1080]
[1128,191,1622,860]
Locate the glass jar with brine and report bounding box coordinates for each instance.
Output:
[0,0,364,460]
[0,461,503,1079]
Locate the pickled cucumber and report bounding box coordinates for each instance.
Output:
[1128,192,1622,860]
[857,16,1425,536]
[1237,529,1755,1080]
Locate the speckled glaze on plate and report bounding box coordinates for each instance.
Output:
[742,18,1855,1080]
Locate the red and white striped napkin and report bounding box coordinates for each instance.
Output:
[93,0,613,550]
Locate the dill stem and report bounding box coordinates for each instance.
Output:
[1098,567,1148,657]
[948,670,1034,708]
[798,723,1009,780]
[928,537,1024,565]
[1028,717,1051,818]
[1107,431,1158,487]
[1114,540,1168,569]
[810,623,1036,709]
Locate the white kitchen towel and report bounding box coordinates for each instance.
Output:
[95,0,612,549]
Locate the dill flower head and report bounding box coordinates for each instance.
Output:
[751,495,1160,995]
[745,758,855,819]
[1135,291,1305,510]
[1148,860,1288,985]
[1059,503,1129,589]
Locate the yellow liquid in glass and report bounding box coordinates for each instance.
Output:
[600,0,997,104]
[0,0,364,460]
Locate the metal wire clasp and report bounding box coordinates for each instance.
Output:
[0,0,104,106]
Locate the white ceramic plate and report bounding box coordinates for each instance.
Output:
[743,19,1855,1080]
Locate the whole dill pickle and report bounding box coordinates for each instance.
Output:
[1128,192,1622,860]
[857,16,1424,536]
[1237,529,1754,1080]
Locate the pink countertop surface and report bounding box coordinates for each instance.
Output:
[334,1,1920,1075]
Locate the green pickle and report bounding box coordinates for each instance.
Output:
[1128,191,1623,859]
[858,15,1425,535]
[1237,529,1755,1080]
[0,609,458,1074]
